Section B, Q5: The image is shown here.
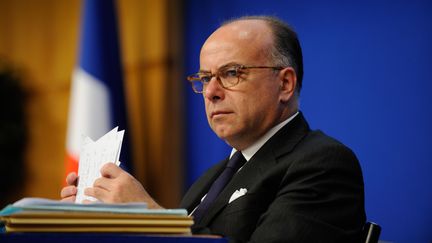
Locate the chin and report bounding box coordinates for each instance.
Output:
[214,130,230,140]
[215,130,243,148]
[212,126,232,140]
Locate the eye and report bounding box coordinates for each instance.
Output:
[199,74,212,83]
[221,68,238,78]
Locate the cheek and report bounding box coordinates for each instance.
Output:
[204,103,213,126]
[245,90,279,119]
[231,97,258,131]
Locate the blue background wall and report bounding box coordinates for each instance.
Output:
[183,1,432,242]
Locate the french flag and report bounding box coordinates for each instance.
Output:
[65,0,131,176]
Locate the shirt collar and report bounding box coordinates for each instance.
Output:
[230,111,299,161]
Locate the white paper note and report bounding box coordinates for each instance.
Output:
[75,127,124,203]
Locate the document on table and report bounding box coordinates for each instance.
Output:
[75,127,124,203]
[0,198,191,234]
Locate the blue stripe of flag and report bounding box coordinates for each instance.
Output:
[78,0,132,172]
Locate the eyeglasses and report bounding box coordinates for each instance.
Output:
[187,64,284,94]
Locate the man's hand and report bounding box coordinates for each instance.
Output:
[60,172,78,202]
[84,163,163,209]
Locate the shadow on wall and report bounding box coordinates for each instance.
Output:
[0,59,27,208]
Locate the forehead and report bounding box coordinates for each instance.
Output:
[199,20,273,69]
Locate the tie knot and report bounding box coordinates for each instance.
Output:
[226,151,246,170]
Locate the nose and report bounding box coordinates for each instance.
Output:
[204,77,225,101]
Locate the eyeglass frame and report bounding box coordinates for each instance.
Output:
[186,64,286,94]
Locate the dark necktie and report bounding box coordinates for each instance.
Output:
[192,151,247,223]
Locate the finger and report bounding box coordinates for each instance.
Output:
[60,185,77,198]
[85,186,109,202]
[66,172,78,186]
[60,196,76,203]
[93,176,114,191]
[100,162,122,178]
[84,187,96,197]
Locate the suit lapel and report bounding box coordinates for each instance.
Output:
[270,112,310,159]
[199,112,310,226]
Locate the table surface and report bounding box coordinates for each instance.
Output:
[0,233,228,243]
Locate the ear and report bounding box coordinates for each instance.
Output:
[278,67,297,103]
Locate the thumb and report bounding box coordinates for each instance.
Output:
[100,162,122,178]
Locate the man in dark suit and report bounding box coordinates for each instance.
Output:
[61,16,366,242]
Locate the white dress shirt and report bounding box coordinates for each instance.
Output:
[231,111,299,163]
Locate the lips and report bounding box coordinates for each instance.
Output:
[210,110,233,118]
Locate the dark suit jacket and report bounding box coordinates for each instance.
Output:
[180,113,366,243]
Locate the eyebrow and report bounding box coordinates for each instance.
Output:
[198,62,241,73]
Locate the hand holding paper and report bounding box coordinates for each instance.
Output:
[75,127,124,203]
[60,127,162,208]
[84,163,162,208]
